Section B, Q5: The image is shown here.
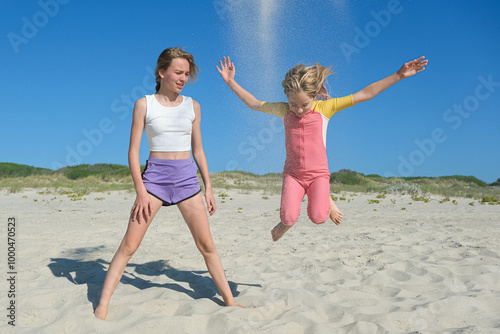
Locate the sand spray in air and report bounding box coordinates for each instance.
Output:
[217,0,355,171]
[220,0,281,96]
[219,0,285,171]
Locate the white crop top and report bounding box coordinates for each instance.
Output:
[144,94,195,152]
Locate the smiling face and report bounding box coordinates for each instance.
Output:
[287,91,314,117]
[159,57,190,93]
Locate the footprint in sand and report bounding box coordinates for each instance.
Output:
[404,262,428,276]
[386,269,412,281]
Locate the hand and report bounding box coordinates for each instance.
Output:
[130,192,153,224]
[217,56,236,84]
[204,188,217,216]
[397,56,428,79]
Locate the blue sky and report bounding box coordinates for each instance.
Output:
[1,0,499,183]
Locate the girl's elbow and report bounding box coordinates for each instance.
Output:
[191,146,204,157]
[250,101,263,111]
[362,95,374,103]
[128,147,139,157]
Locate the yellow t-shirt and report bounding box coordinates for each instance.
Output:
[261,95,354,119]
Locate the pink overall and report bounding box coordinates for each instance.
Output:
[280,110,331,225]
[261,96,354,226]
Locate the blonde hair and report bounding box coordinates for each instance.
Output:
[282,63,334,99]
[155,47,200,93]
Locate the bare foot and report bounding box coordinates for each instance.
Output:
[329,197,344,226]
[94,304,108,320]
[271,222,292,242]
[227,302,246,308]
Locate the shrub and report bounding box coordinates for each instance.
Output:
[60,164,130,180]
[481,196,499,205]
[385,183,422,196]
[330,169,367,185]
[489,178,500,187]
[412,196,430,203]
[0,163,53,178]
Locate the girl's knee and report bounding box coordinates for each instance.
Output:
[196,239,216,255]
[280,208,299,226]
[308,211,329,225]
[119,239,140,257]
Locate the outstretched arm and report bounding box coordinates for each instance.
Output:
[352,56,428,104]
[217,56,263,111]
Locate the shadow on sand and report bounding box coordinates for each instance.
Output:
[48,246,261,310]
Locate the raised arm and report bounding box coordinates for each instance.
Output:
[217,56,263,111]
[352,56,428,104]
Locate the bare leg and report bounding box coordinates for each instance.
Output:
[94,195,163,320]
[329,196,344,226]
[271,222,292,242]
[177,193,243,308]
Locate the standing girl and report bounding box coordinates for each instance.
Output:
[217,56,427,242]
[95,47,242,320]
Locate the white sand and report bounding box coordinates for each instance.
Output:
[1,189,500,333]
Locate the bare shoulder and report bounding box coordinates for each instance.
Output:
[130,97,147,124]
[192,98,201,109]
[191,98,201,116]
[135,96,147,108]
[133,97,147,113]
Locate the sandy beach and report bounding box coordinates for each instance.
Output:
[1,188,500,333]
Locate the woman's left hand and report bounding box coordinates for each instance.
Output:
[397,56,428,79]
[205,188,217,215]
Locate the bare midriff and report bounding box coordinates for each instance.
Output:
[150,151,191,160]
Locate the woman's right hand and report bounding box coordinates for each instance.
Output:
[130,190,153,224]
[217,56,236,84]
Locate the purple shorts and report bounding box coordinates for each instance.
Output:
[142,156,201,206]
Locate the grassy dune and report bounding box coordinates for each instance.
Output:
[0,163,499,201]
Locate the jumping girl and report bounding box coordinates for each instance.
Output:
[95,47,242,320]
[217,56,427,242]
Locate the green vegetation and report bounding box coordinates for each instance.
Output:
[0,163,499,201]
[60,164,130,180]
[412,196,431,203]
[489,178,500,187]
[210,170,282,194]
[330,169,368,186]
[481,196,500,205]
[0,163,53,178]
[403,175,487,187]
[0,163,135,194]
